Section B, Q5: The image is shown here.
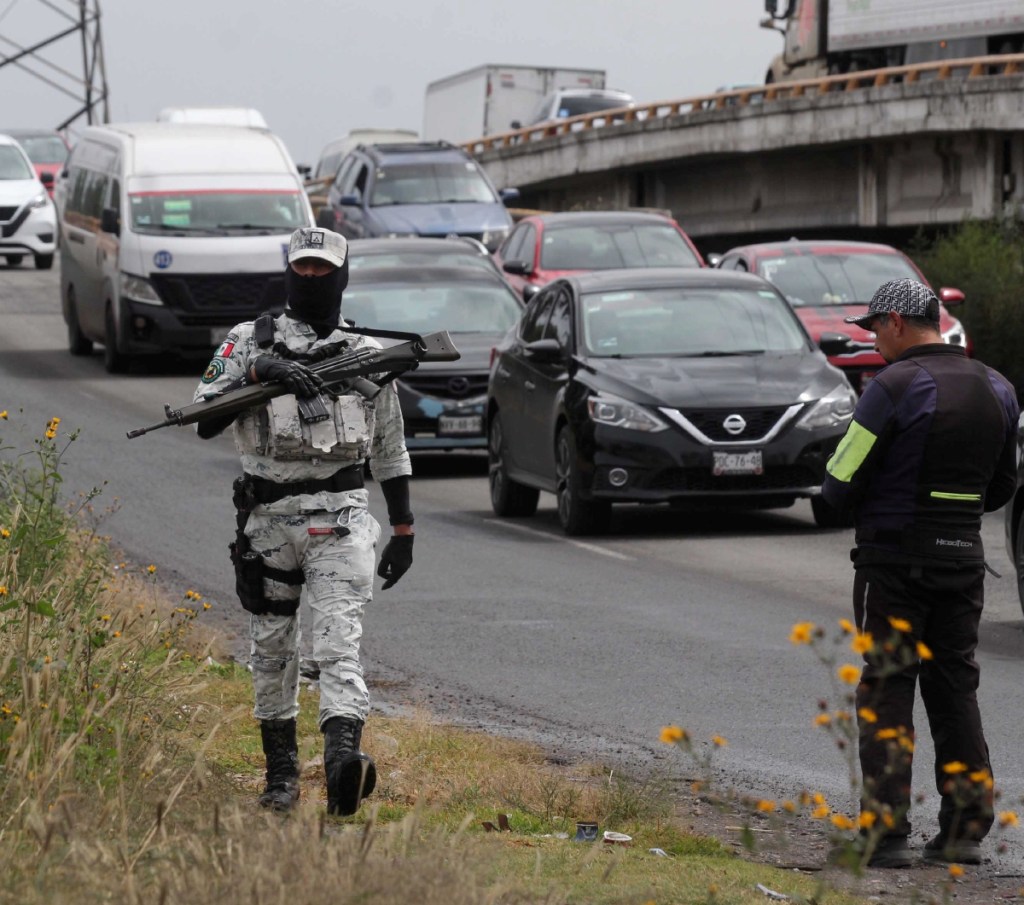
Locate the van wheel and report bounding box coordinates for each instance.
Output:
[488,413,539,517]
[104,305,130,374]
[65,286,93,356]
[34,254,54,270]
[555,426,610,536]
[5,255,24,266]
[811,495,854,529]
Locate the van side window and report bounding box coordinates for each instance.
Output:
[66,167,89,215]
[108,178,121,216]
[81,169,109,219]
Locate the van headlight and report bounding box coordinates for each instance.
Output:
[120,272,163,306]
[27,192,49,210]
[482,227,509,252]
[587,392,667,432]
[942,319,966,347]
[797,383,857,430]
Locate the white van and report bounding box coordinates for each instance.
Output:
[156,106,269,129]
[59,123,314,372]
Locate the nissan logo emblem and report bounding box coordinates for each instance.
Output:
[723,414,746,436]
[447,376,470,396]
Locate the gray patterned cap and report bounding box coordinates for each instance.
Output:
[287,227,348,268]
[844,278,940,329]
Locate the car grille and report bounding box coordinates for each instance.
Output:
[149,272,286,325]
[641,465,820,493]
[0,206,18,222]
[678,407,791,442]
[400,373,488,399]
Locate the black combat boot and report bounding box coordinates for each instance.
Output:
[323,716,377,816]
[258,718,300,812]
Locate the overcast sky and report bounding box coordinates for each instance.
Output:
[1,0,781,166]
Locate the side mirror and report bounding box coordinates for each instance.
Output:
[296,164,311,179]
[818,331,853,357]
[502,260,530,276]
[339,192,360,206]
[59,168,68,178]
[764,0,778,14]
[524,338,564,363]
[510,120,522,130]
[939,287,965,307]
[499,187,521,205]
[705,252,722,267]
[100,206,120,236]
[40,172,55,187]
[523,284,540,302]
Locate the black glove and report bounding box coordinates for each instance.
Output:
[252,356,323,399]
[377,535,414,590]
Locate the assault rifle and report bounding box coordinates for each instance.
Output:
[127,330,460,439]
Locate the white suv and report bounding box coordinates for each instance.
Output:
[523,88,636,128]
[0,134,57,269]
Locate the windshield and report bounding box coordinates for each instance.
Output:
[128,190,307,234]
[15,136,68,165]
[349,250,493,273]
[541,223,701,270]
[0,145,34,180]
[580,286,808,357]
[343,280,522,334]
[556,95,629,118]
[369,161,497,205]
[759,252,919,306]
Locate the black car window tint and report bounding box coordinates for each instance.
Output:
[502,226,527,262]
[66,168,89,214]
[543,289,572,348]
[520,292,554,342]
[519,225,537,267]
[352,163,369,198]
[108,178,121,214]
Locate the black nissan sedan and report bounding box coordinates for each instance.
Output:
[486,269,859,535]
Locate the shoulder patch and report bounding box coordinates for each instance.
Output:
[202,358,225,383]
[215,338,236,358]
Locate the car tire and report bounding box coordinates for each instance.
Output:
[34,253,54,270]
[1015,508,1024,620]
[555,425,611,536]
[103,305,130,374]
[488,412,539,517]
[811,495,854,529]
[5,255,24,266]
[65,286,93,356]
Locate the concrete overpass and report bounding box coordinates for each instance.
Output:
[465,56,1024,251]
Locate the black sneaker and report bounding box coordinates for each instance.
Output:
[827,834,913,869]
[923,834,982,865]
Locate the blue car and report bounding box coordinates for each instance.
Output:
[318,141,519,252]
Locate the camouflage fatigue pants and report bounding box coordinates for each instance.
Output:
[244,491,381,728]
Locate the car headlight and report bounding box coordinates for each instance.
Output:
[587,392,667,432]
[119,272,163,306]
[27,192,49,210]
[481,227,509,252]
[942,319,967,347]
[797,383,857,430]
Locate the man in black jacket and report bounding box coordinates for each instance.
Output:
[821,278,1018,867]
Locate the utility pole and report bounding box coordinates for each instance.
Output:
[0,0,110,131]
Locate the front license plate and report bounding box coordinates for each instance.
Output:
[438,414,483,436]
[712,450,763,476]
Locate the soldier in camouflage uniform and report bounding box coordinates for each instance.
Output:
[194,227,415,816]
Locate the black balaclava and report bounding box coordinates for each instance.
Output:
[284,256,350,338]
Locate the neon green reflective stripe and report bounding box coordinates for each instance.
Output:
[930,491,982,501]
[826,421,878,484]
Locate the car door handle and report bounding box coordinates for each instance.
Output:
[524,380,535,391]
[66,229,85,245]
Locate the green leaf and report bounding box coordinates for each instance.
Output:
[32,600,56,617]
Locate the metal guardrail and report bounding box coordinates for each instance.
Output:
[462,52,1024,155]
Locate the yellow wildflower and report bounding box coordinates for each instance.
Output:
[711,735,728,747]
[0,410,7,419]
[837,664,860,685]
[858,811,877,829]
[942,761,968,774]
[0,586,7,596]
[875,728,899,740]
[203,602,211,610]
[783,800,796,813]
[812,792,827,806]
[100,614,111,622]
[948,864,964,878]
[814,713,831,727]
[888,616,912,633]
[916,641,933,660]
[812,805,830,819]
[882,813,895,829]
[660,725,687,744]
[756,800,776,813]
[831,814,855,830]
[147,564,157,574]
[858,707,878,724]
[851,632,873,654]
[998,811,1019,828]
[789,621,815,644]
[838,618,855,634]
[112,631,121,638]
[0,528,10,538]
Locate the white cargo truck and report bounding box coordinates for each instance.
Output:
[423,64,606,143]
[762,0,1024,82]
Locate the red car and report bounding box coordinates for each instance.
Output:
[2,129,70,197]
[715,240,968,392]
[494,210,705,300]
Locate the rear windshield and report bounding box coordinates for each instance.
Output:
[580,286,807,357]
[556,95,629,118]
[15,136,68,165]
[343,279,522,335]
[369,161,497,206]
[759,252,919,306]
[349,250,494,273]
[541,223,701,270]
[128,190,306,235]
[0,146,34,180]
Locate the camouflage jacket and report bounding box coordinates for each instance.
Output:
[195,314,411,508]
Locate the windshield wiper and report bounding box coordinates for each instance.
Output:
[216,223,285,230]
[689,350,766,357]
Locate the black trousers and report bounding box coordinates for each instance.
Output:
[853,561,993,841]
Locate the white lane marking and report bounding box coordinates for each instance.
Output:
[488,518,633,560]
